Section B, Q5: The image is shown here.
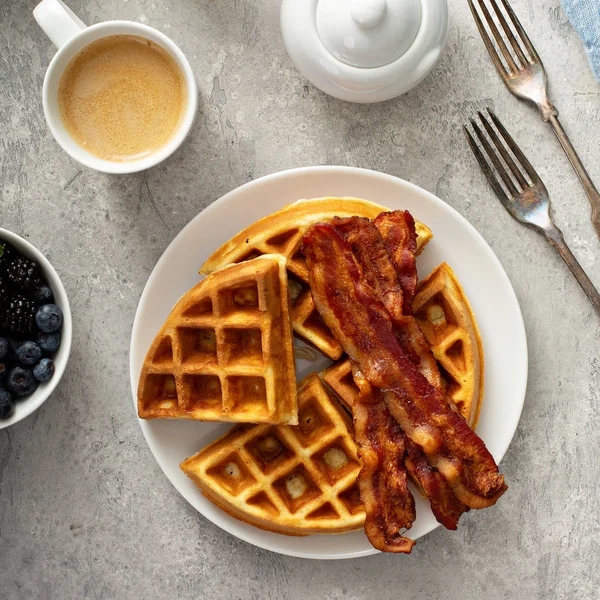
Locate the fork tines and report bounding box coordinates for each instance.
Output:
[467,0,541,74]
[464,109,541,202]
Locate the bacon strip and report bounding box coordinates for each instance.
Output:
[403,438,466,530]
[352,366,416,553]
[331,216,467,529]
[373,211,418,315]
[330,218,417,549]
[332,216,406,323]
[302,223,506,509]
[332,216,441,390]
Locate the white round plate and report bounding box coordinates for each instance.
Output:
[130,166,528,560]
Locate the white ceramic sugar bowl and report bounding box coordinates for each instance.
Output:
[281,0,448,103]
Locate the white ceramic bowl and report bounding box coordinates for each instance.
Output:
[280,0,448,103]
[0,229,72,429]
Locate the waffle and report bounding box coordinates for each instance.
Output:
[200,198,433,360]
[413,262,484,428]
[322,263,484,428]
[138,254,298,425]
[321,359,359,415]
[180,373,365,536]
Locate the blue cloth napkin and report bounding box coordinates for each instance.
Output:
[561,0,600,82]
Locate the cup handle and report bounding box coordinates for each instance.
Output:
[33,0,87,49]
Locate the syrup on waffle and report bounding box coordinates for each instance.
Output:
[138,254,297,425]
[200,198,433,360]
[180,373,365,536]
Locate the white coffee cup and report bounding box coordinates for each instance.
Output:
[34,0,198,174]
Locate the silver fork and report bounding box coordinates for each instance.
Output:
[465,109,600,317]
[467,0,600,239]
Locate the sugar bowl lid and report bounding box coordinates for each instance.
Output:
[281,0,448,103]
[316,0,422,68]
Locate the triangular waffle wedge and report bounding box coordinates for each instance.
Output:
[200,198,433,360]
[322,263,484,428]
[180,373,365,536]
[412,262,484,428]
[138,254,298,425]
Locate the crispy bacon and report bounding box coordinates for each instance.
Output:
[332,216,441,390]
[331,216,467,529]
[374,211,418,315]
[403,438,466,530]
[332,217,406,323]
[394,318,443,390]
[329,217,417,548]
[302,223,506,509]
[352,366,416,553]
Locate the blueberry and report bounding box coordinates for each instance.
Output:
[32,285,54,305]
[0,363,6,380]
[36,304,63,333]
[33,358,55,382]
[0,388,15,419]
[6,367,38,397]
[0,338,8,359]
[16,341,42,366]
[37,332,61,354]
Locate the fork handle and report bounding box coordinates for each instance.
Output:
[547,114,600,239]
[544,225,600,317]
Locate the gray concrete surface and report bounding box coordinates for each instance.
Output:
[2,0,600,598]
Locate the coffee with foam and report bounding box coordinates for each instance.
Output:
[58,35,186,162]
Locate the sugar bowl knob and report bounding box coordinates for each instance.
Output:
[350,0,387,28]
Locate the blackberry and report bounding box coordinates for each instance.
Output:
[6,256,41,293]
[0,241,17,274]
[0,277,8,308]
[1,295,37,337]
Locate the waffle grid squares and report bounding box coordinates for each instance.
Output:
[138,256,297,424]
[412,263,484,427]
[205,407,358,519]
[225,229,345,361]
[181,375,365,534]
[200,199,433,361]
[145,294,276,417]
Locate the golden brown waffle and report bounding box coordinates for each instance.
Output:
[322,263,484,428]
[413,263,484,428]
[138,254,297,425]
[200,198,433,360]
[320,359,358,414]
[180,373,365,536]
